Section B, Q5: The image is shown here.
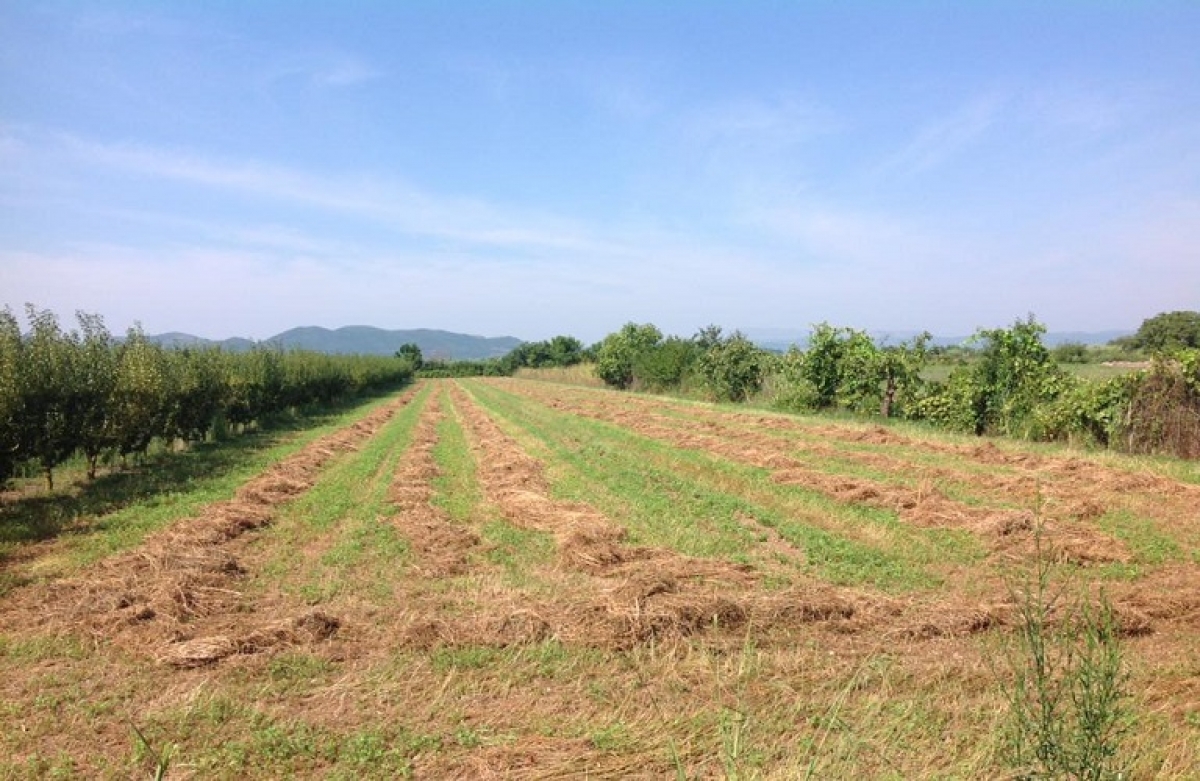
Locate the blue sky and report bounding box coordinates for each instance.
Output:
[2,2,1197,343]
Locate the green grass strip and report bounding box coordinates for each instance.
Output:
[266,385,430,604]
[0,392,413,592]
[465,381,948,591]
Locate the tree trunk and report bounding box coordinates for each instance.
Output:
[880,376,897,418]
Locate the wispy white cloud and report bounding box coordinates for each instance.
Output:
[878,93,1006,178]
[44,132,614,256]
[256,49,383,91]
[684,95,839,150]
[313,58,382,87]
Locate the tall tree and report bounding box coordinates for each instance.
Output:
[74,311,117,479]
[20,306,81,489]
[1129,311,1200,352]
[0,308,23,486]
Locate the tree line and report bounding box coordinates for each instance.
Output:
[586,314,1200,459]
[401,311,1198,458]
[1,306,416,489]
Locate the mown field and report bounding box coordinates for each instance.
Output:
[1,378,1198,778]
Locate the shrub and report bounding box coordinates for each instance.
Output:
[697,331,767,403]
[1118,350,1200,459]
[594,323,663,390]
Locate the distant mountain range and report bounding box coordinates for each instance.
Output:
[744,328,1133,352]
[147,326,523,361]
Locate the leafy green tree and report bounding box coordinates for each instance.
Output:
[164,348,227,442]
[395,342,424,370]
[595,323,663,389]
[74,311,117,479]
[697,330,767,403]
[919,316,1066,437]
[498,335,585,373]
[546,335,585,367]
[229,347,285,428]
[111,326,170,460]
[0,307,23,486]
[781,323,878,411]
[693,324,726,351]
[20,306,82,489]
[1051,342,1090,364]
[876,333,931,418]
[1126,310,1200,352]
[634,336,700,392]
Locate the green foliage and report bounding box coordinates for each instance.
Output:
[1120,349,1200,459]
[417,358,507,378]
[876,333,931,418]
[20,306,84,489]
[1126,310,1200,352]
[500,335,586,372]
[0,305,414,491]
[1052,342,1091,364]
[697,329,768,403]
[1026,375,1136,447]
[394,342,424,370]
[594,322,663,389]
[917,316,1065,437]
[0,308,26,486]
[111,326,171,458]
[74,312,118,479]
[634,336,700,393]
[772,325,929,417]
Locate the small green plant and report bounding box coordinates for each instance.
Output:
[130,722,174,781]
[999,524,1133,779]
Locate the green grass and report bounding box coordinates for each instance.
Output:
[1096,509,1185,566]
[263,385,430,604]
[464,381,957,591]
[0,391,411,590]
[430,392,483,524]
[480,519,555,584]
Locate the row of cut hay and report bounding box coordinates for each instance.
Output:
[388,384,482,578]
[494,378,1141,568]
[465,380,1200,642]
[0,388,420,665]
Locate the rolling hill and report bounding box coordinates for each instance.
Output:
[148,326,523,361]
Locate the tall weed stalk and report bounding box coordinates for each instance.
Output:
[1000,524,1132,779]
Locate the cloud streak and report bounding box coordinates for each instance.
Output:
[46,132,618,257]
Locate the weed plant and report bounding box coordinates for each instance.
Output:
[999,523,1133,779]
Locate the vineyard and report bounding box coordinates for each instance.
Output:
[1,378,1198,777]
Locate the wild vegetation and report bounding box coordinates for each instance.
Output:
[580,313,1200,460]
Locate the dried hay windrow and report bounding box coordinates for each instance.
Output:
[405,516,481,578]
[157,610,340,668]
[897,605,1010,640]
[0,391,414,649]
[749,588,858,626]
[387,386,484,579]
[1112,565,1200,628]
